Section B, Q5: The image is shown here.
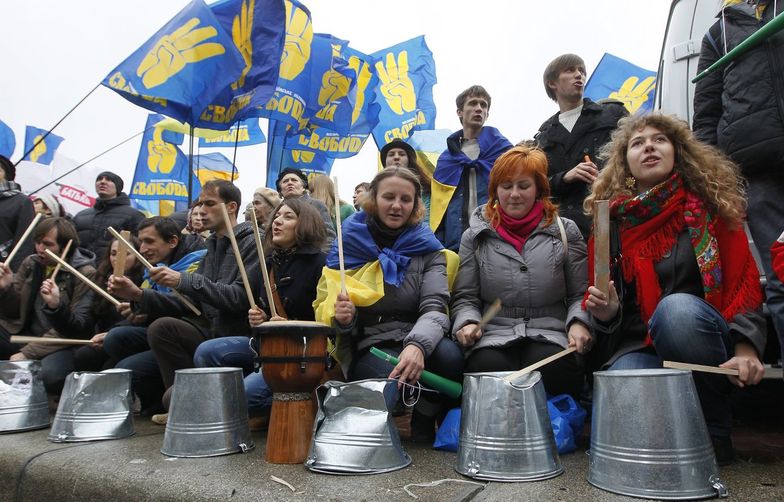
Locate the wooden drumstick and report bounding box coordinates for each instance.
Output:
[44,249,120,307]
[471,298,502,337]
[502,347,577,382]
[4,212,43,266]
[219,203,257,310]
[11,335,92,346]
[663,360,740,376]
[332,176,346,294]
[50,239,73,282]
[250,209,277,318]
[112,230,131,277]
[107,227,202,316]
[593,200,610,295]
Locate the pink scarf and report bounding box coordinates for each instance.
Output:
[493,201,544,253]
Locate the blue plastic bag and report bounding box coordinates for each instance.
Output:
[547,394,587,454]
[433,407,461,452]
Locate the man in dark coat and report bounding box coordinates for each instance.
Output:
[535,54,627,239]
[693,0,784,364]
[0,156,35,271]
[72,171,144,258]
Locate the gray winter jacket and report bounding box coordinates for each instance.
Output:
[451,207,589,355]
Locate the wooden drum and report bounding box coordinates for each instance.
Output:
[253,320,332,464]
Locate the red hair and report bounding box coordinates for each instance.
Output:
[485,146,558,226]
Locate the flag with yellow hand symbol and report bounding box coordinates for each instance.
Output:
[584,53,657,115]
[22,126,64,165]
[130,114,190,203]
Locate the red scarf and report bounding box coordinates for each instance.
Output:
[585,184,762,345]
[494,201,544,253]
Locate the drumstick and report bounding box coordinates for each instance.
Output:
[332,176,346,294]
[11,335,92,346]
[593,200,610,295]
[219,203,257,310]
[471,298,503,337]
[249,209,277,318]
[44,249,121,307]
[50,239,73,282]
[112,230,131,277]
[663,360,740,376]
[502,347,577,382]
[4,213,43,266]
[107,227,202,316]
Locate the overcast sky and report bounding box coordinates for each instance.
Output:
[1,0,673,209]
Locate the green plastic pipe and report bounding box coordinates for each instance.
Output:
[369,346,463,399]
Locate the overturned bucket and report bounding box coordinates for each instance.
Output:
[161,367,254,458]
[456,371,562,482]
[48,368,134,442]
[589,369,727,500]
[0,360,50,433]
[306,378,411,475]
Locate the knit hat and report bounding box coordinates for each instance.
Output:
[276,168,308,191]
[33,194,62,217]
[379,139,417,167]
[96,171,124,193]
[0,155,15,181]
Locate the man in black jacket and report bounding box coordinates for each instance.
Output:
[72,171,144,258]
[535,54,627,239]
[0,156,35,271]
[693,1,784,365]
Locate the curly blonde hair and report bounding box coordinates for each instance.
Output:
[584,113,746,226]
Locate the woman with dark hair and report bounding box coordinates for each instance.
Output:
[194,198,327,420]
[451,145,590,399]
[584,113,765,464]
[315,167,463,442]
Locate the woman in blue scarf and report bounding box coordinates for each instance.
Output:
[331,167,463,442]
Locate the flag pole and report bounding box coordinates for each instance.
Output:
[188,124,194,207]
[231,120,241,183]
[15,83,101,167]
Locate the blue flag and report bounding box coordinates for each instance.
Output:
[198,119,266,147]
[102,0,247,126]
[0,120,15,158]
[265,119,333,187]
[370,36,437,146]
[22,126,64,165]
[584,53,657,114]
[130,114,191,202]
[303,34,354,135]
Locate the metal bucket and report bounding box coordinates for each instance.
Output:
[0,360,50,433]
[48,368,134,442]
[589,369,728,500]
[305,379,411,475]
[161,367,254,458]
[456,371,562,482]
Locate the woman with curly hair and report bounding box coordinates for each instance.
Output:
[584,113,766,464]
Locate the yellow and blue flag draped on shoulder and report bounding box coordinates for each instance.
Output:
[198,118,265,147]
[102,0,247,126]
[584,53,657,114]
[370,36,437,147]
[0,120,15,158]
[130,114,190,203]
[22,126,64,165]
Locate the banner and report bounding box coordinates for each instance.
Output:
[406,129,452,177]
[0,120,14,158]
[16,153,98,216]
[22,126,64,165]
[102,0,248,127]
[198,118,266,147]
[584,53,657,114]
[370,36,437,146]
[265,119,333,187]
[130,114,191,202]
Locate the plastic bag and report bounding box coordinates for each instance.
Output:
[547,394,587,454]
[433,407,461,452]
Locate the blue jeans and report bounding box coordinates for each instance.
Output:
[610,293,733,437]
[194,336,271,415]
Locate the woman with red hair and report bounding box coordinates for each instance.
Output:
[450,145,591,398]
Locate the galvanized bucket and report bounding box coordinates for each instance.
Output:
[589,369,728,500]
[0,360,50,433]
[306,379,411,475]
[456,371,562,482]
[161,367,254,458]
[48,368,134,442]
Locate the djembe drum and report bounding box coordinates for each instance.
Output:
[254,320,332,463]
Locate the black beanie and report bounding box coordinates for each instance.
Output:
[379,139,417,167]
[276,167,308,191]
[96,171,124,193]
[0,155,15,181]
